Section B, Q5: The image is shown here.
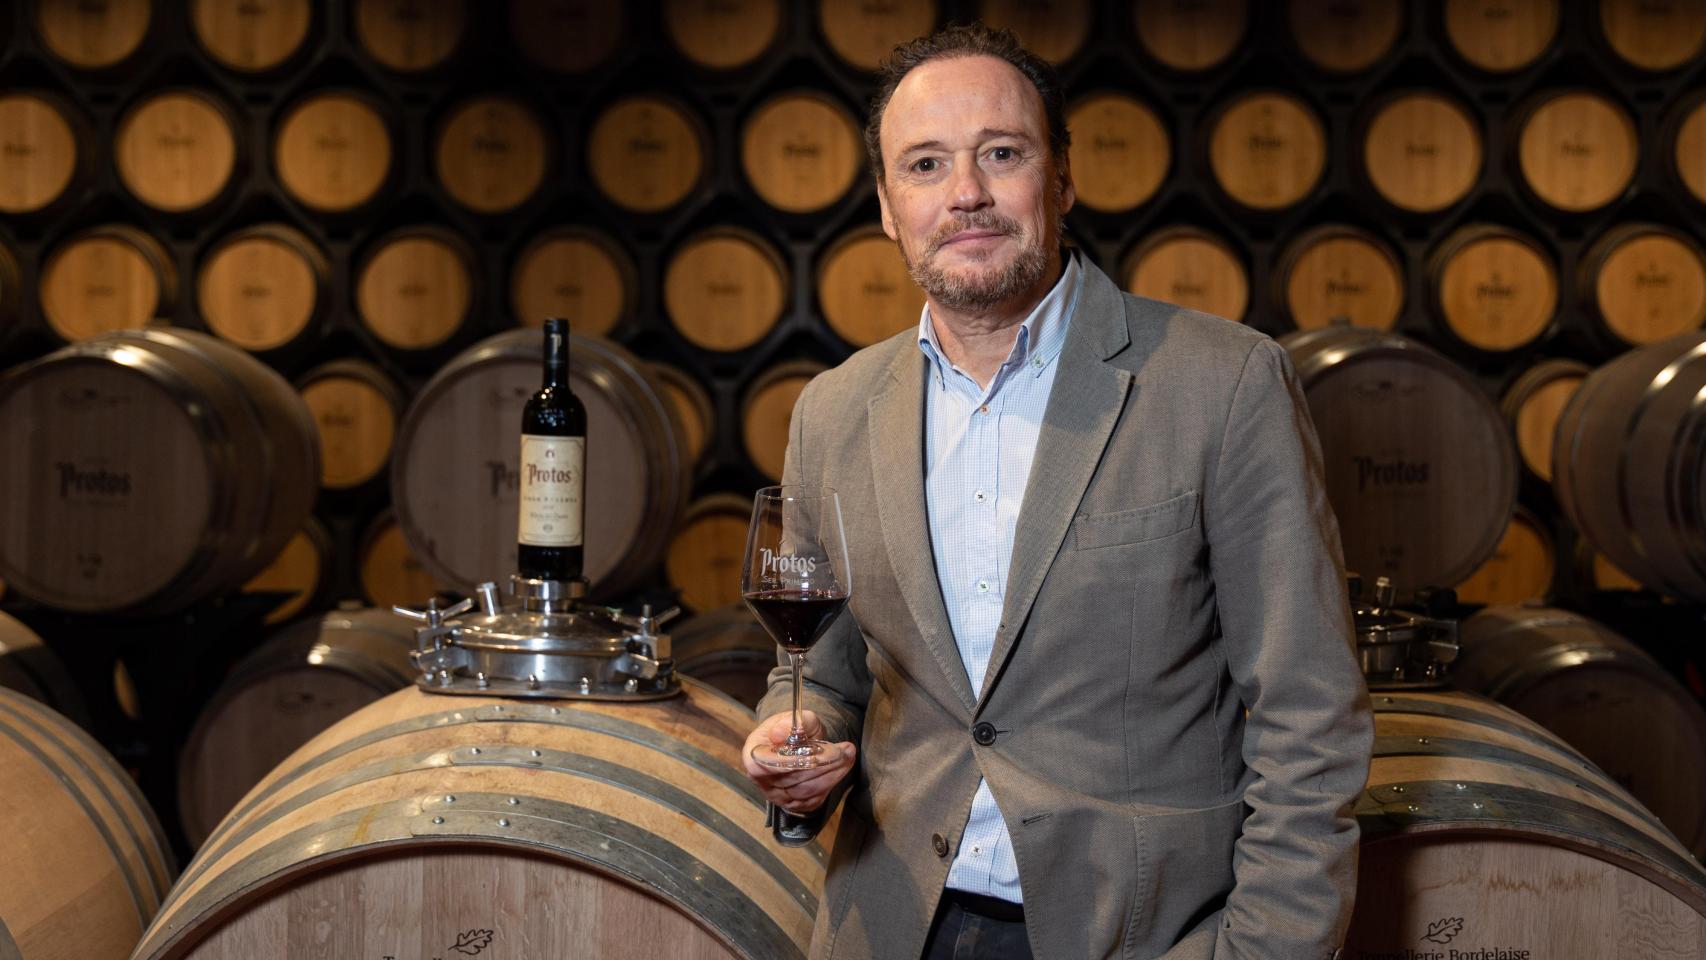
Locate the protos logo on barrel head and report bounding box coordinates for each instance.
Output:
[56,387,129,410]
[56,462,131,498]
[1353,456,1429,493]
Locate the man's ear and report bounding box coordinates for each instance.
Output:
[1056,153,1075,216]
[876,179,898,242]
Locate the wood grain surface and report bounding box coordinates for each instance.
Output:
[1444,0,1558,73]
[273,91,393,213]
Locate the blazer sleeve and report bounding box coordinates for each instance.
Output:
[1204,338,1373,959]
[755,378,874,842]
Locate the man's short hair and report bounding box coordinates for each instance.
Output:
[863,22,1071,184]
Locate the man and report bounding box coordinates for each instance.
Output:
[742,23,1371,960]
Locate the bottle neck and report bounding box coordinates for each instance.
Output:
[542,327,568,387]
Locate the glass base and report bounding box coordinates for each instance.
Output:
[751,738,842,770]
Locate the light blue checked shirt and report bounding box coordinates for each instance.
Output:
[917,252,1082,904]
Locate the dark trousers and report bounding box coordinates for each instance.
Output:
[922,890,1033,960]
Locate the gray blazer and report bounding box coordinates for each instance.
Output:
[760,260,1372,960]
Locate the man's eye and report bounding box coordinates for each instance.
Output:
[912,158,937,173]
[991,147,1015,161]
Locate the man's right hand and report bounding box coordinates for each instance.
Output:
[741,710,858,814]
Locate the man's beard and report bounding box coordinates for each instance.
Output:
[897,210,1050,313]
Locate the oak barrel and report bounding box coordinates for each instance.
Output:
[666,493,753,614]
[817,0,937,70]
[1287,0,1403,75]
[1348,689,1706,957]
[296,358,406,491]
[587,95,708,214]
[1273,223,1405,331]
[978,0,1091,63]
[1671,93,1706,207]
[1065,92,1170,213]
[1121,225,1249,322]
[1428,222,1559,352]
[1599,0,1706,72]
[1578,222,1706,347]
[176,607,417,849]
[0,610,85,722]
[0,90,92,216]
[357,509,451,610]
[1444,0,1558,73]
[509,0,623,73]
[114,88,241,215]
[1133,0,1246,73]
[34,0,151,69]
[240,517,335,626]
[510,227,633,336]
[391,331,689,599]
[672,604,777,710]
[1457,605,1706,858]
[1206,90,1327,211]
[665,227,790,353]
[190,0,312,73]
[1572,540,1646,594]
[272,90,394,214]
[1500,357,1589,482]
[131,682,825,960]
[0,329,319,615]
[196,223,331,353]
[665,0,783,70]
[1513,88,1639,213]
[434,95,549,215]
[355,225,477,352]
[740,91,862,214]
[39,223,177,343]
[353,0,465,72]
[743,360,827,481]
[1281,326,1518,594]
[1452,505,1555,605]
[1360,90,1483,214]
[1552,330,1706,602]
[649,361,716,466]
[0,685,176,960]
[816,224,924,348]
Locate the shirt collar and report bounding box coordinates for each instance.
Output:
[916,250,1081,381]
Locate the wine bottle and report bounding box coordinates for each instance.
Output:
[517,317,586,581]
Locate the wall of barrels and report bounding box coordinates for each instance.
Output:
[2,0,1706,895]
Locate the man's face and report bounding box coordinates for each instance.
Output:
[876,55,1074,314]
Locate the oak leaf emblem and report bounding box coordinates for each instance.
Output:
[451,929,494,955]
[1421,917,1463,944]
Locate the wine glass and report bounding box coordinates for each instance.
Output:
[743,484,851,769]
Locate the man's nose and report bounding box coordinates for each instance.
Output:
[947,156,992,213]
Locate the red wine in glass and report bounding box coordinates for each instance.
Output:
[743,588,849,654]
[744,485,851,770]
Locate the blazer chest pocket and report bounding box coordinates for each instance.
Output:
[1073,491,1197,551]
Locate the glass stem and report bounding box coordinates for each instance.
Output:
[787,651,806,750]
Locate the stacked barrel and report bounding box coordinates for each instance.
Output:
[2,3,1706,955]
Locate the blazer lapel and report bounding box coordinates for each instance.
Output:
[978,264,1135,706]
[868,346,978,712]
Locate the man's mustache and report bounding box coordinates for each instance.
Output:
[926,213,1021,255]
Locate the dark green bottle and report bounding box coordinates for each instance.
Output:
[517,318,586,581]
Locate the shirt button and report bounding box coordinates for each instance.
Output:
[974,490,986,503]
[933,833,950,857]
[979,404,989,413]
[976,579,989,593]
[972,721,997,746]
[1033,357,1044,368]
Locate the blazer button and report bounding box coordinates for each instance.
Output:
[971,721,997,746]
[932,833,950,857]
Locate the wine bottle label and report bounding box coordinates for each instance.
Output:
[517,434,584,547]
